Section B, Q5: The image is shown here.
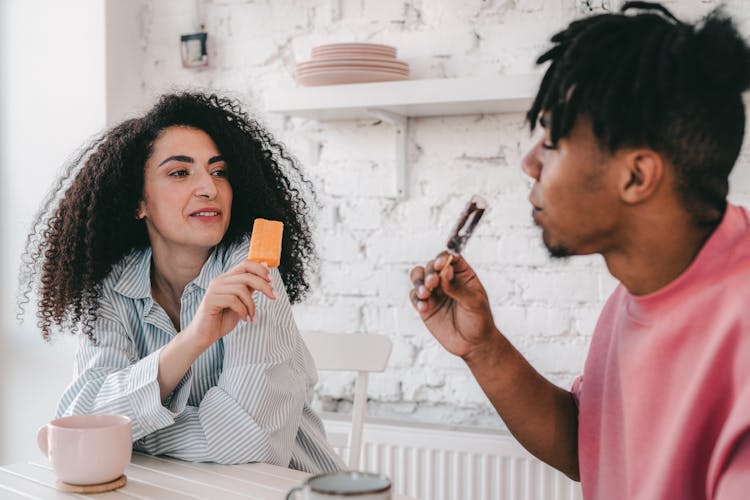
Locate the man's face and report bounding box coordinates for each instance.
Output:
[522,114,624,258]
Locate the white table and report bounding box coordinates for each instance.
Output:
[0,452,418,499]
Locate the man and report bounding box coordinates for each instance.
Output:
[410,2,750,499]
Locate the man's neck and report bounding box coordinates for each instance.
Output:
[603,204,720,296]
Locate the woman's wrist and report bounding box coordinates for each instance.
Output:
[178,322,214,355]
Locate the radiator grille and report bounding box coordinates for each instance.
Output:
[324,419,583,500]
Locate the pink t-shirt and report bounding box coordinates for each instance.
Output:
[573,204,750,500]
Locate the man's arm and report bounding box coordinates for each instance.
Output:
[410,252,579,480]
[464,330,579,480]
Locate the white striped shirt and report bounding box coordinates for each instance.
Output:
[56,238,343,473]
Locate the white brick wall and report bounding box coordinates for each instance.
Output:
[136,0,750,429]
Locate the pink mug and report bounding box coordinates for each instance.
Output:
[37,414,132,485]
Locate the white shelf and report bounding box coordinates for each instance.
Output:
[265,74,540,121]
[265,74,541,198]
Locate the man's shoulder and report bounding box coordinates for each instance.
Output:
[694,203,750,286]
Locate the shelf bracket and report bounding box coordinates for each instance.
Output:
[330,0,341,20]
[366,108,408,198]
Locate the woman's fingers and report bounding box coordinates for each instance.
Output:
[202,268,277,325]
[217,272,276,300]
[227,259,272,281]
[225,294,252,321]
[202,291,253,322]
[210,282,257,321]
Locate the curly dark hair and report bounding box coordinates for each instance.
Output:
[528,1,750,227]
[18,92,317,341]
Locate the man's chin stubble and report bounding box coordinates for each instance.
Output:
[533,219,572,258]
[546,244,572,259]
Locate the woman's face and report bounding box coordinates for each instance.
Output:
[138,126,232,255]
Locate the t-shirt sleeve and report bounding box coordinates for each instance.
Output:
[571,375,583,409]
[713,432,750,499]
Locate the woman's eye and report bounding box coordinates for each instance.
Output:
[169,169,189,177]
[211,169,228,178]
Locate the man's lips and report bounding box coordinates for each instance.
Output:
[529,199,542,224]
[528,196,542,212]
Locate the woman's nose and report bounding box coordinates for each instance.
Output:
[194,170,218,199]
[522,140,543,181]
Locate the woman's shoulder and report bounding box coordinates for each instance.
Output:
[100,248,151,295]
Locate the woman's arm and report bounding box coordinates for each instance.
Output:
[157,259,275,402]
[56,319,193,441]
[59,246,338,469]
[136,268,320,466]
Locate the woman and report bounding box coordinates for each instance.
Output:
[18,92,342,472]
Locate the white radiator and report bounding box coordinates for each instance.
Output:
[323,419,583,500]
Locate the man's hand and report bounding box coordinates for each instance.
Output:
[409,251,580,480]
[409,251,498,359]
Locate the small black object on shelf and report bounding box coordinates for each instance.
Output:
[180,32,208,68]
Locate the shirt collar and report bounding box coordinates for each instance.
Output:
[192,246,224,292]
[113,245,226,301]
[113,247,153,300]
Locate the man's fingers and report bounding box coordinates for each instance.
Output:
[414,250,465,301]
[432,251,453,272]
[409,289,439,315]
[410,266,432,300]
[409,289,425,311]
[441,252,470,274]
[439,262,455,282]
[439,262,481,306]
[424,259,441,291]
[409,266,425,285]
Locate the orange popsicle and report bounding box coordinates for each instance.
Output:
[248,218,284,267]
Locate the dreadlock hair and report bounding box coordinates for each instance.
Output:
[527,1,750,227]
[18,92,317,341]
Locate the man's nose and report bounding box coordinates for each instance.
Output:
[522,140,543,181]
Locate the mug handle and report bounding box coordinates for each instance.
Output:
[36,425,49,457]
[286,486,303,499]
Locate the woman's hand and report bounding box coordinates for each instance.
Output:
[409,252,497,359]
[187,260,276,348]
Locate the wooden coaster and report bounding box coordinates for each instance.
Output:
[56,474,127,494]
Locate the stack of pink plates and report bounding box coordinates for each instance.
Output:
[296,43,409,86]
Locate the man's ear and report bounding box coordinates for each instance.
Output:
[619,149,664,204]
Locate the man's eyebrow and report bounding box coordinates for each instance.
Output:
[158,155,193,167]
